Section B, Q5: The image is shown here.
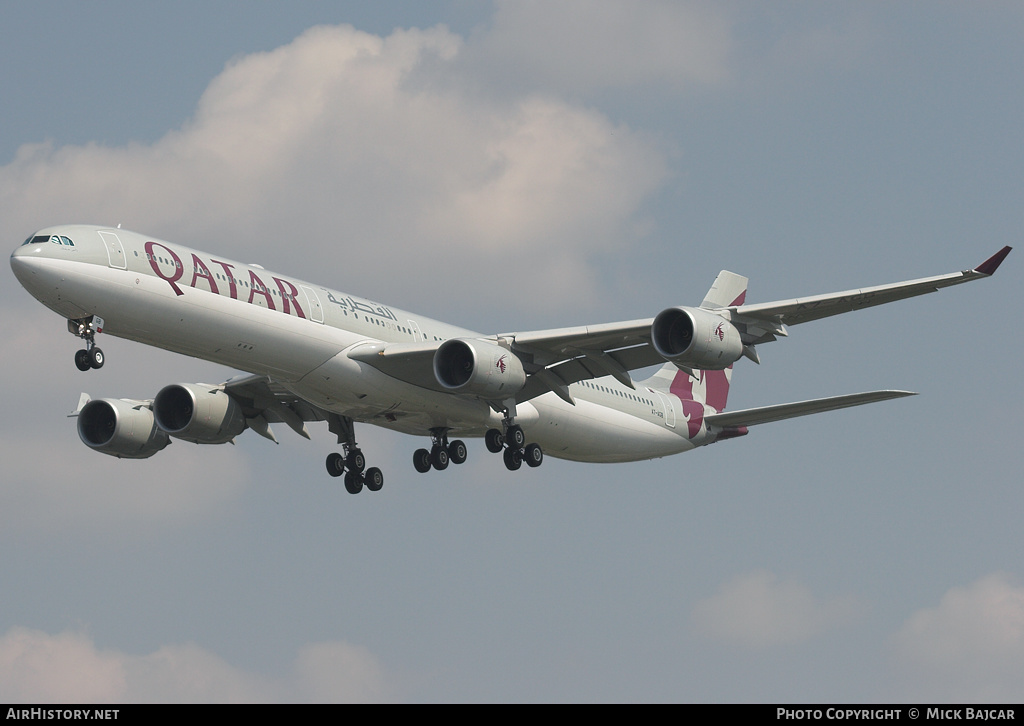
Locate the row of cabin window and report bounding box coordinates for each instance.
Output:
[579,380,651,406]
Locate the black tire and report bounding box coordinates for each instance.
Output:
[485,429,504,453]
[524,443,544,468]
[326,452,345,477]
[413,448,432,473]
[365,467,383,492]
[344,471,363,494]
[347,449,366,474]
[89,347,104,369]
[507,425,525,449]
[503,446,522,471]
[75,349,91,371]
[431,444,449,471]
[448,440,468,465]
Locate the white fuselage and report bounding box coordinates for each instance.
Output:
[11,225,704,462]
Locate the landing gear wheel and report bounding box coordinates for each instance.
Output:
[89,347,104,369]
[326,452,345,478]
[485,429,504,453]
[448,439,467,465]
[524,443,544,468]
[364,467,384,492]
[75,349,91,372]
[506,425,525,449]
[503,446,523,471]
[431,444,449,471]
[344,471,364,494]
[347,449,366,474]
[413,448,432,474]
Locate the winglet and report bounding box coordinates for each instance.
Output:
[975,246,1012,276]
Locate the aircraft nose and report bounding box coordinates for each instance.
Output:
[10,240,48,288]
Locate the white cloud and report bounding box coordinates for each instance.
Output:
[0,629,127,703]
[0,19,681,534]
[890,573,1024,702]
[691,570,862,647]
[0,22,672,320]
[0,627,387,703]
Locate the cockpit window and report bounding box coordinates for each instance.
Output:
[21,234,75,246]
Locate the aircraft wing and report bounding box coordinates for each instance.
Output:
[347,325,665,405]
[705,390,916,429]
[348,247,1010,406]
[728,246,1012,344]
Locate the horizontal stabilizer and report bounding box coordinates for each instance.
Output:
[705,390,916,428]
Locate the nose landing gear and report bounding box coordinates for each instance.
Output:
[69,316,105,371]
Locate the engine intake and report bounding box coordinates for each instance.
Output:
[433,339,526,399]
[154,383,246,444]
[651,307,743,370]
[77,398,170,459]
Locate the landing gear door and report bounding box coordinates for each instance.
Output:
[299,286,325,323]
[97,231,127,270]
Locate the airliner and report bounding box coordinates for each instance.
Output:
[10,225,1011,493]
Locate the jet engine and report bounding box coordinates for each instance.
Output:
[153,383,246,444]
[433,339,527,399]
[77,398,171,459]
[651,306,743,370]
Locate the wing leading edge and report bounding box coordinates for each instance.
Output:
[727,246,1012,344]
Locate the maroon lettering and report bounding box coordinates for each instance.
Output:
[145,241,185,296]
[247,270,276,311]
[211,259,238,299]
[272,277,306,319]
[190,254,219,294]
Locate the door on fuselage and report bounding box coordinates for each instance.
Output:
[651,389,676,428]
[97,231,127,270]
[299,286,325,323]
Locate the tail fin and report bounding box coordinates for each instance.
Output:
[645,270,748,413]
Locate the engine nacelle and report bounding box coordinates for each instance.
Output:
[433,339,527,399]
[77,398,170,459]
[651,306,743,370]
[153,383,246,444]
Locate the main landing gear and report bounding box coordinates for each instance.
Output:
[485,422,544,472]
[69,316,105,371]
[413,429,468,474]
[325,414,383,494]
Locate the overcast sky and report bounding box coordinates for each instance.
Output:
[1,1,1022,703]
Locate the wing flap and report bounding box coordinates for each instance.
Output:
[705,390,916,428]
[223,374,327,439]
